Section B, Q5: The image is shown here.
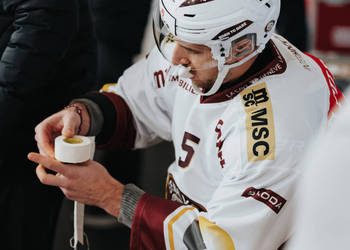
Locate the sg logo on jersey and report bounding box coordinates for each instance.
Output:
[240,82,275,162]
[166,174,206,212]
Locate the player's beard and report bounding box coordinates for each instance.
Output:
[191,78,215,92]
[190,68,218,92]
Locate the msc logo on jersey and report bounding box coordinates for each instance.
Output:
[240,82,275,162]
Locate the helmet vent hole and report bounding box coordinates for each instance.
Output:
[184,14,196,17]
[264,34,268,38]
[265,2,271,8]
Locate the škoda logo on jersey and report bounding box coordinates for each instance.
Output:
[242,187,286,214]
[240,82,275,162]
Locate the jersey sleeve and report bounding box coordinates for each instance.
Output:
[130,163,297,250]
[99,47,176,149]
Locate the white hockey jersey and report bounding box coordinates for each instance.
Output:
[100,34,343,250]
[285,89,350,250]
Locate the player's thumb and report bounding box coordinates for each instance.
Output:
[61,115,79,138]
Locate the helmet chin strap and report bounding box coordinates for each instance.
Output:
[191,66,229,96]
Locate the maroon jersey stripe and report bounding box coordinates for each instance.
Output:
[99,92,136,149]
[130,193,183,250]
[304,53,344,118]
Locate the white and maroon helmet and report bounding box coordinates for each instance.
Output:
[153,0,281,95]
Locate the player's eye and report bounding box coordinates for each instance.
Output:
[181,45,201,55]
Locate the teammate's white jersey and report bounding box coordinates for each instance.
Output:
[101,34,343,250]
[285,89,350,250]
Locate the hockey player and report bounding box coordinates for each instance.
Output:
[28,0,344,249]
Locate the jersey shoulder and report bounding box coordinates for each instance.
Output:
[271,34,344,118]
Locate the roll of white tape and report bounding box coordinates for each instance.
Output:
[86,136,95,161]
[55,135,92,163]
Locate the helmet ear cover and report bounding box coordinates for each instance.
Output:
[231,34,256,58]
[210,33,257,71]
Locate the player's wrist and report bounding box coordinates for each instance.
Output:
[118,183,145,228]
[100,180,124,218]
[66,102,91,135]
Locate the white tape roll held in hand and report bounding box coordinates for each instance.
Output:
[54,135,95,249]
[54,135,93,163]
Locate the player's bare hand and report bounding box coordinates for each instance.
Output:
[34,103,90,157]
[27,152,124,218]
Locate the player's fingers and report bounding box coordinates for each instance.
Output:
[36,165,66,187]
[61,110,80,138]
[34,126,55,157]
[28,152,69,176]
[36,141,51,157]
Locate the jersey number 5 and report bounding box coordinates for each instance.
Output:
[178,132,200,168]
